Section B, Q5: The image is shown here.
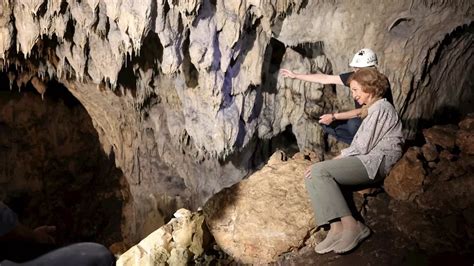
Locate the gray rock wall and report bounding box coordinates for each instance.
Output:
[0,0,472,243]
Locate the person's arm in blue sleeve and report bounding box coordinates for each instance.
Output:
[0,202,19,237]
[0,202,56,244]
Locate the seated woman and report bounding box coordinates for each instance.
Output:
[304,68,404,254]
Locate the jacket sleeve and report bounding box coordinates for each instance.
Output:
[0,202,18,236]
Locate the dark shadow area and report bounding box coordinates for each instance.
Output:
[182,33,199,88]
[247,124,300,170]
[291,41,325,59]
[0,72,126,247]
[261,37,286,94]
[267,124,300,158]
[192,0,217,25]
[116,31,164,98]
[401,21,474,140]
[220,15,260,110]
[403,105,470,149]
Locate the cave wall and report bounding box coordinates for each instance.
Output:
[0,82,125,246]
[0,0,472,244]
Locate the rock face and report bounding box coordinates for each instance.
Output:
[0,88,125,246]
[203,151,316,264]
[384,147,426,201]
[117,208,209,266]
[0,0,472,244]
[385,116,474,253]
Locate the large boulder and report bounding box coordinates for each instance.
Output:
[384,147,426,201]
[203,151,316,264]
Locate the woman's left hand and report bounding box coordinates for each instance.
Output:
[319,114,334,125]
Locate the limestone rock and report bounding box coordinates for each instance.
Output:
[203,151,315,264]
[117,208,209,266]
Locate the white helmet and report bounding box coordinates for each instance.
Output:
[349,48,378,67]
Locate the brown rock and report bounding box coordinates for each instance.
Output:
[439,150,455,161]
[456,130,474,155]
[432,159,465,181]
[421,143,438,162]
[423,125,457,150]
[390,202,450,252]
[416,175,474,212]
[458,155,474,173]
[458,114,474,131]
[204,152,314,264]
[384,147,426,201]
[391,200,473,253]
[428,161,437,169]
[109,242,128,256]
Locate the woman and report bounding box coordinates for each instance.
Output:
[304,68,404,254]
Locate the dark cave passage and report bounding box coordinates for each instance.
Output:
[0,71,126,247]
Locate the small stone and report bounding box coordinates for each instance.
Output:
[421,143,438,162]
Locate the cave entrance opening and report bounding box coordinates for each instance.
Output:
[251,124,300,170]
[0,70,126,248]
[268,124,300,158]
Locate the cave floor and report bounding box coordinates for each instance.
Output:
[271,193,474,266]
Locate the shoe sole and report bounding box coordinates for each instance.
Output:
[333,226,371,254]
[315,239,340,254]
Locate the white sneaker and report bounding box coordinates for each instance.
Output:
[315,231,342,254]
[333,222,370,254]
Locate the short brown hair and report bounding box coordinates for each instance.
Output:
[348,68,388,98]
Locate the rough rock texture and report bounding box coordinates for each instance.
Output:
[457,114,474,155]
[0,87,125,246]
[423,125,457,150]
[384,147,426,201]
[203,151,316,264]
[0,0,472,244]
[385,116,474,253]
[117,208,209,266]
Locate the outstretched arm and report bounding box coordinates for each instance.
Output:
[319,108,362,125]
[280,69,344,85]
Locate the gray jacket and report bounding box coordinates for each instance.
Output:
[340,98,404,179]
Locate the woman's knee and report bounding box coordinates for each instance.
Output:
[309,162,331,181]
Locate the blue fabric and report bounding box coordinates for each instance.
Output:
[322,117,362,144]
[0,202,18,236]
[1,242,115,266]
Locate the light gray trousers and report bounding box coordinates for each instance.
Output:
[305,157,381,226]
